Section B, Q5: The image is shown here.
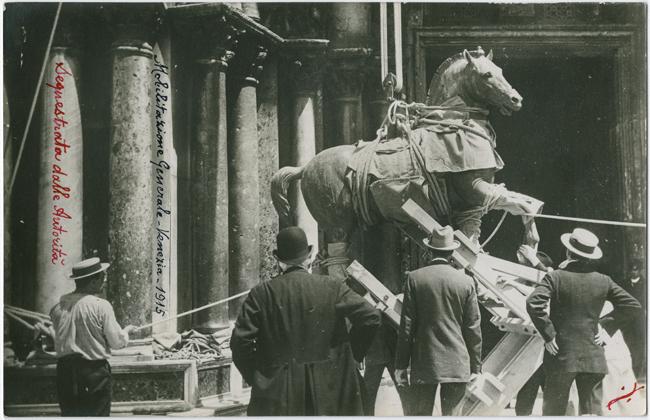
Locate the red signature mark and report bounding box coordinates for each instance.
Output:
[607,382,645,411]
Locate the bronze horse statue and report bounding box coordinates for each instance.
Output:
[272,48,542,278]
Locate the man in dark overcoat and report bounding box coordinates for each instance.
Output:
[394,226,482,416]
[526,228,642,415]
[231,226,381,416]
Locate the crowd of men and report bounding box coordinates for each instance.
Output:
[35,224,644,416]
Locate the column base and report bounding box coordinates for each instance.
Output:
[193,322,231,335]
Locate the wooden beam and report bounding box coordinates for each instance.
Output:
[345,260,402,327]
[401,199,529,320]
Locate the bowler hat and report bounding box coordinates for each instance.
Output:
[273,227,313,265]
[560,228,603,260]
[423,226,460,251]
[69,257,110,280]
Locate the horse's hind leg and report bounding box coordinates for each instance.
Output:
[318,227,354,281]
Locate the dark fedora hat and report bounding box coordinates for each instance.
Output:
[273,227,313,265]
[69,257,110,280]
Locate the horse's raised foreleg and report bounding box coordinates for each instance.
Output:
[449,172,543,248]
[487,185,543,248]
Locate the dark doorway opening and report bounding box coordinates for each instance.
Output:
[486,54,620,278]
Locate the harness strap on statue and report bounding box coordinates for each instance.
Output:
[350,138,382,227]
[406,132,451,219]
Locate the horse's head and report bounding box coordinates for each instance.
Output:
[461,48,522,115]
[427,47,523,116]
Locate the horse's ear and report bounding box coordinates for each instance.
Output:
[487,49,494,61]
[463,49,474,66]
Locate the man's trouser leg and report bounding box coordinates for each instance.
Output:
[57,355,112,416]
[542,370,576,416]
[362,363,385,415]
[622,323,647,383]
[516,366,545,415]
[404,384,436,416]
[440,382,467,416]
[575,373,605,415]
[56,358,77,416]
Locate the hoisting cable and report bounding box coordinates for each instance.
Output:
[9,2,63,196]
[480,211,508,249]
[379,2,403,99]
[132,290,250,332]
[521,213,646,228]
[380,3,388,90]
[393,2,403,94]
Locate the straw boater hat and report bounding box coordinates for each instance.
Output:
[69,257,110,280]
[423,226,460,251]
[560,228,603,260]
[273,226,314,265]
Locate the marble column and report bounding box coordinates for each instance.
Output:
[257,56,281,290]
[284,39,328,252]
[327,52,370,146]
[329,3,371,48]
[190,29,236,333]
[151,39,178,335]
[328,3,371,146]
[228,38,267,319]
[107,11,156,336]
[35,24,83,314]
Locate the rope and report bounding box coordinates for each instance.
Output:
[4,308,35,331]
[521,213,646,228]
[350,139,381,227]
[9,2,63,195]
[317,256,351,268]
[417,118,494,143]
[387,99,489,122]
[5,305,50,321]
[480,211,508,249]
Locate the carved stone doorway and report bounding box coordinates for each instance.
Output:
[409,27,646,281]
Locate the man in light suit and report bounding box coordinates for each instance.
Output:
[394,226,482,416]
[526,228,642,415]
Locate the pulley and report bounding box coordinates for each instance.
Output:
[380,2,403,101]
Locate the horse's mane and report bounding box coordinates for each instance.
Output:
[426,48,486,105]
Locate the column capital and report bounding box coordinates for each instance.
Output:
[190,16,242,68]
[51,7,85,50]
[283,39,329,95]
[327,48,372,100]
[228,36,268,87]
[103,4,162,57]
[169,3,283,47]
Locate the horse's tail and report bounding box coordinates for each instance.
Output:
[271,165,304,227]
